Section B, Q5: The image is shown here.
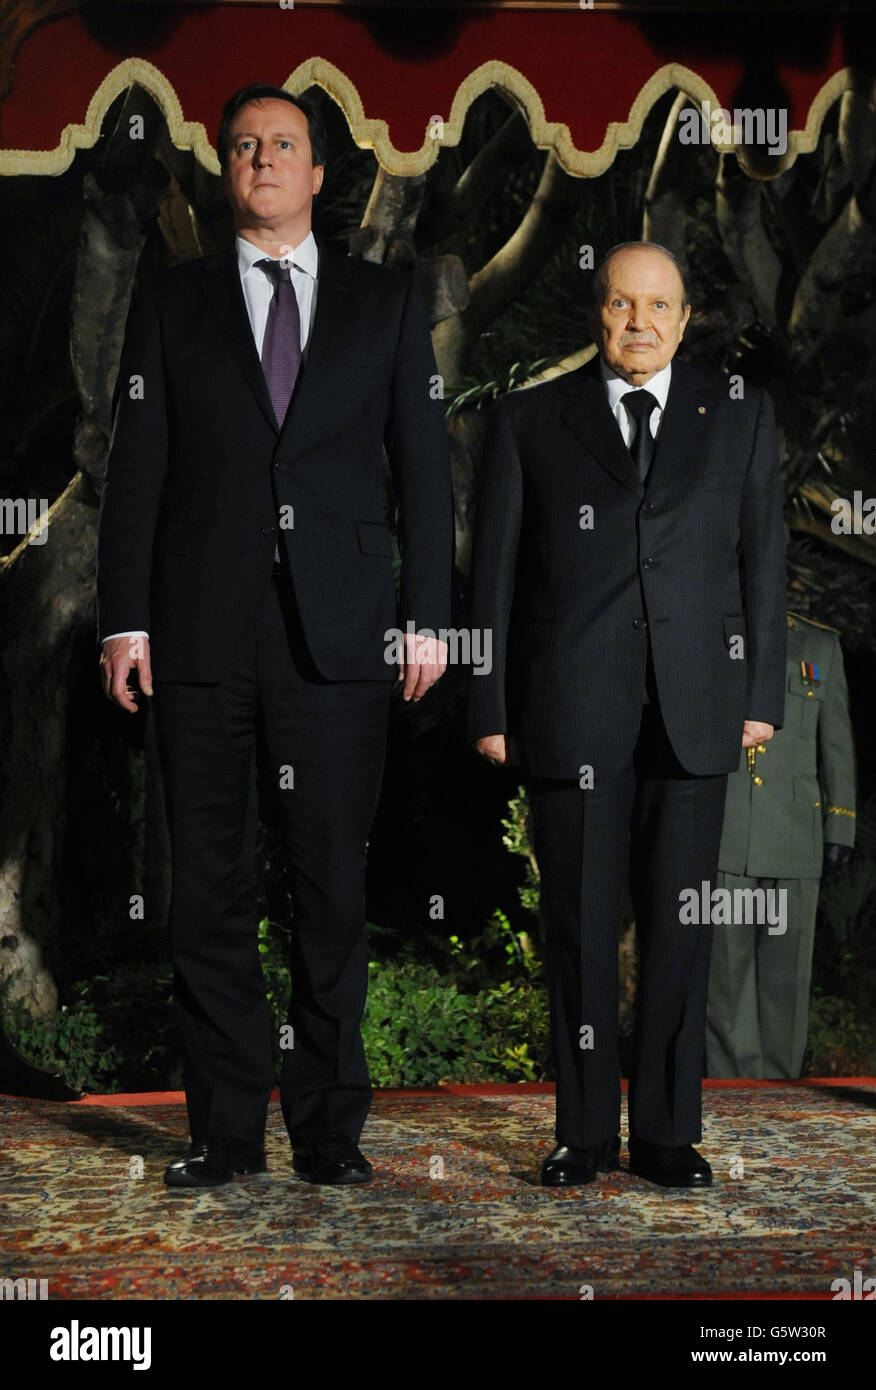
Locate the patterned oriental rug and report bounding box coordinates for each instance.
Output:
[1,1082,873,1301]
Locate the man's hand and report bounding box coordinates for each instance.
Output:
[399,631,448,702]
[100,635,153,713]
[475,733,520,766]
[742,719,774,748]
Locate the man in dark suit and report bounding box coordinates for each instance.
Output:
[467,242,786,1188]
[97,84,453,1188]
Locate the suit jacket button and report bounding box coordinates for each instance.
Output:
[260,525,276,536]
[756,742,767,753]
[633,617,647,629]
[753,775,764,786]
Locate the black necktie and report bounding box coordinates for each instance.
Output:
[623,389,658,481]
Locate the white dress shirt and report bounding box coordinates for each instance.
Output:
[237,228,318,359]
[600,358,672,447]
[102,231,319,645]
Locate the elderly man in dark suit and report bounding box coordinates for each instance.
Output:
[468,242,786,1188]
[98,84,453,1188]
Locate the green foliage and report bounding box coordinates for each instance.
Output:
[5,980,121,1094]
[258,915,291,1050]
[363,960,491,1087]
[361,952,551,1089]
[500,789,541,917]
[804,989,876,1076]
[4,960,178,1094]
[257,909,552,1088]
[445,358,561,418]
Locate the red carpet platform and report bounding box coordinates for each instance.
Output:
[1,1081,873,1300]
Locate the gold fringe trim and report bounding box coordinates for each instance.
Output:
[826,806,856,818]
[0,55,863,179]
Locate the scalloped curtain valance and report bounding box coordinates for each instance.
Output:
[0,6,868,179]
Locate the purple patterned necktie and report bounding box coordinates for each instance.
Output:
[257,258,302,428]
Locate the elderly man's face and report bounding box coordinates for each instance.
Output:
[590,248,690,384]
[222,98,323,234]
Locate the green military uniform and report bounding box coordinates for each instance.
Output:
[706,612,856,1078]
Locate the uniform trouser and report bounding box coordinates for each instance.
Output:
[152,568,392,1149]
[705,874,820,1079]
[528,698,728,1150]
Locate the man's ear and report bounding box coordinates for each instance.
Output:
[678,302,692,340]
[312,165,325,197]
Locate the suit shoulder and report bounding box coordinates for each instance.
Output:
[678,358,773,405]
[675,359,772,407]
[322,243,410,291]
[136,256,215,301]
[497,370,571,416]
[159,253,217,281]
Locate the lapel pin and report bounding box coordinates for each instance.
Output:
[698,405,707,414]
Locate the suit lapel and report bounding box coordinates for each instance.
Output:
[558,357,713,497]
[275,237,356,454]
[198,235,357,445]
[646,360,712,495]
[200,245,278,434]
[558,361,642,497]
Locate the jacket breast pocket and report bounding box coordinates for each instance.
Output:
[723,614,747,660]
[786,669,824,730]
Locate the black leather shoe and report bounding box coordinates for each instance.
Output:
[628,1141,712,1188]
[292,1133,372,1185]
[164,1139,267,1188]
[540,1134,621,1187]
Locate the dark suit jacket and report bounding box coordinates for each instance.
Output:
[97,234,453,682]
[466,356,787,779]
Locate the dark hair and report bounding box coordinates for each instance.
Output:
[217,84,328,172]
[591,241,691,309]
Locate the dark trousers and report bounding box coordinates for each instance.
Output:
[528,693,728,1149]
[152,568,392,1149]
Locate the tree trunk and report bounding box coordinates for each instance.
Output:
[0,86,167,1019]
[433,152,582,388]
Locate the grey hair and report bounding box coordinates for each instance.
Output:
[590,241,691,309]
